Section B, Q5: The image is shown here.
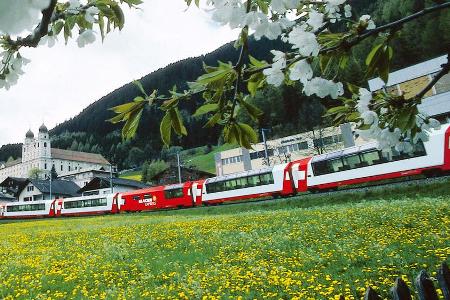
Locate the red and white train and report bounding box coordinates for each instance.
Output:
[1,124,449,219]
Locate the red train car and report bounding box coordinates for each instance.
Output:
[120,181,201,212]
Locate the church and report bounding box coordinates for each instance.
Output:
[0,124,111,182]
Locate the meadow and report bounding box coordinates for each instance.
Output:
[0,180,449,299]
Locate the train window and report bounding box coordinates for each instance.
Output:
[329,158,343,173]
[133,195,141,201]
[342,154,361,169]
[164,188,184,199]
[7,203,45,212]
[64,198,107,209]
[361,150,381,165]
[143,194,152,199]
[312,160,330,176]
[413,141,427,156]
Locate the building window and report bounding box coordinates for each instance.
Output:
[61,165,63,171]
[27,186,34,192]
[44,142,47,147]
[44,163,47,170]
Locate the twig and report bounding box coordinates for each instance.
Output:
[416,56,450,99]
[7,0,58,48]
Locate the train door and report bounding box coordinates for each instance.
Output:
[291,158,311,192]
[55,199,63,217]
[111,193,119,214]
[190,183,202,206]
[49,200,56,217]
[445,126,450,170]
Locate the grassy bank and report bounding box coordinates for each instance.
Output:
[0,180,448,299]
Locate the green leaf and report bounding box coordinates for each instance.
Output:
[160,113,172,146]
[111,4,125,29]
[238,97,263,122]
[193,103,219,117]
[204,112,222,128]
[169,108,187,136]
[52,21,64,35]
[238,123,258,145]
[247,72,265,97]
[133,80,147,97]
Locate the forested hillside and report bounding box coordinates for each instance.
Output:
[2,0,449,169]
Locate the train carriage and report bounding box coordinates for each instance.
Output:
[120,181,198,212]
[300,124,450,191]
[59,193,119,216]
[1,200,58,219]
[201,162,295,204]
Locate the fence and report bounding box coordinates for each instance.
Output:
[347,262,450,300]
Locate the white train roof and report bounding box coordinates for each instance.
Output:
[311,142,378,163]
[206,166,276,184]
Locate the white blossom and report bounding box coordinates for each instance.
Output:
[361,110,378,126]
[68,0,81,10]
[307,10,324,31]
[211,0,246,29]
[395,141,413,153]
[360,15,376,30]
[85,6,100,24]
[76,30,96,47]
[303,77,344,99]
[289,59,313,83]
[356,88,372,113]
[270,0,300,13]
[344,4,352,18]
[39,35,58,47]
[288,25,320,57]
[263,59,286,87]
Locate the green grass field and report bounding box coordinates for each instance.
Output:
[0,180,448,299]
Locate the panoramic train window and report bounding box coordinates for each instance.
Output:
[64,198,107,209]
[6,203,45,212]
[164,188,184,199]
[312,141,428,176]
[206,172,275,193]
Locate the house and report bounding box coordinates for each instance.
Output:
[150,166,215,185]
[77,176,150,196]
[58,167,118,188]
[18,179,80,202]
[0,177,80,202]
[0,192,15,205]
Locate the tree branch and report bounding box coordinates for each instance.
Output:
[229,0,252,121]
[7,0,58,48]
[416,56,450,99]
[244,2,450,77]
[322,1,450,54]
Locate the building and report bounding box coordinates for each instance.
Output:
[0,192,15,205]
[368,54,450,122]
[3,178,81,202]
[77,177,149,196]
[215,124,356,176]
[0,124,111,182]
[58,167,117,188]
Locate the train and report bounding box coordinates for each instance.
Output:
[1,124,449,219]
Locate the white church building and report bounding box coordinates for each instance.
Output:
[0,124,111,182]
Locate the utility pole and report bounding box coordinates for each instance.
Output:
[261,128,270,166]
[49,173,52,200]
[176,152,182,184]
[110,164,114,193]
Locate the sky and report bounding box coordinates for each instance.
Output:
[0,1,237,147]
